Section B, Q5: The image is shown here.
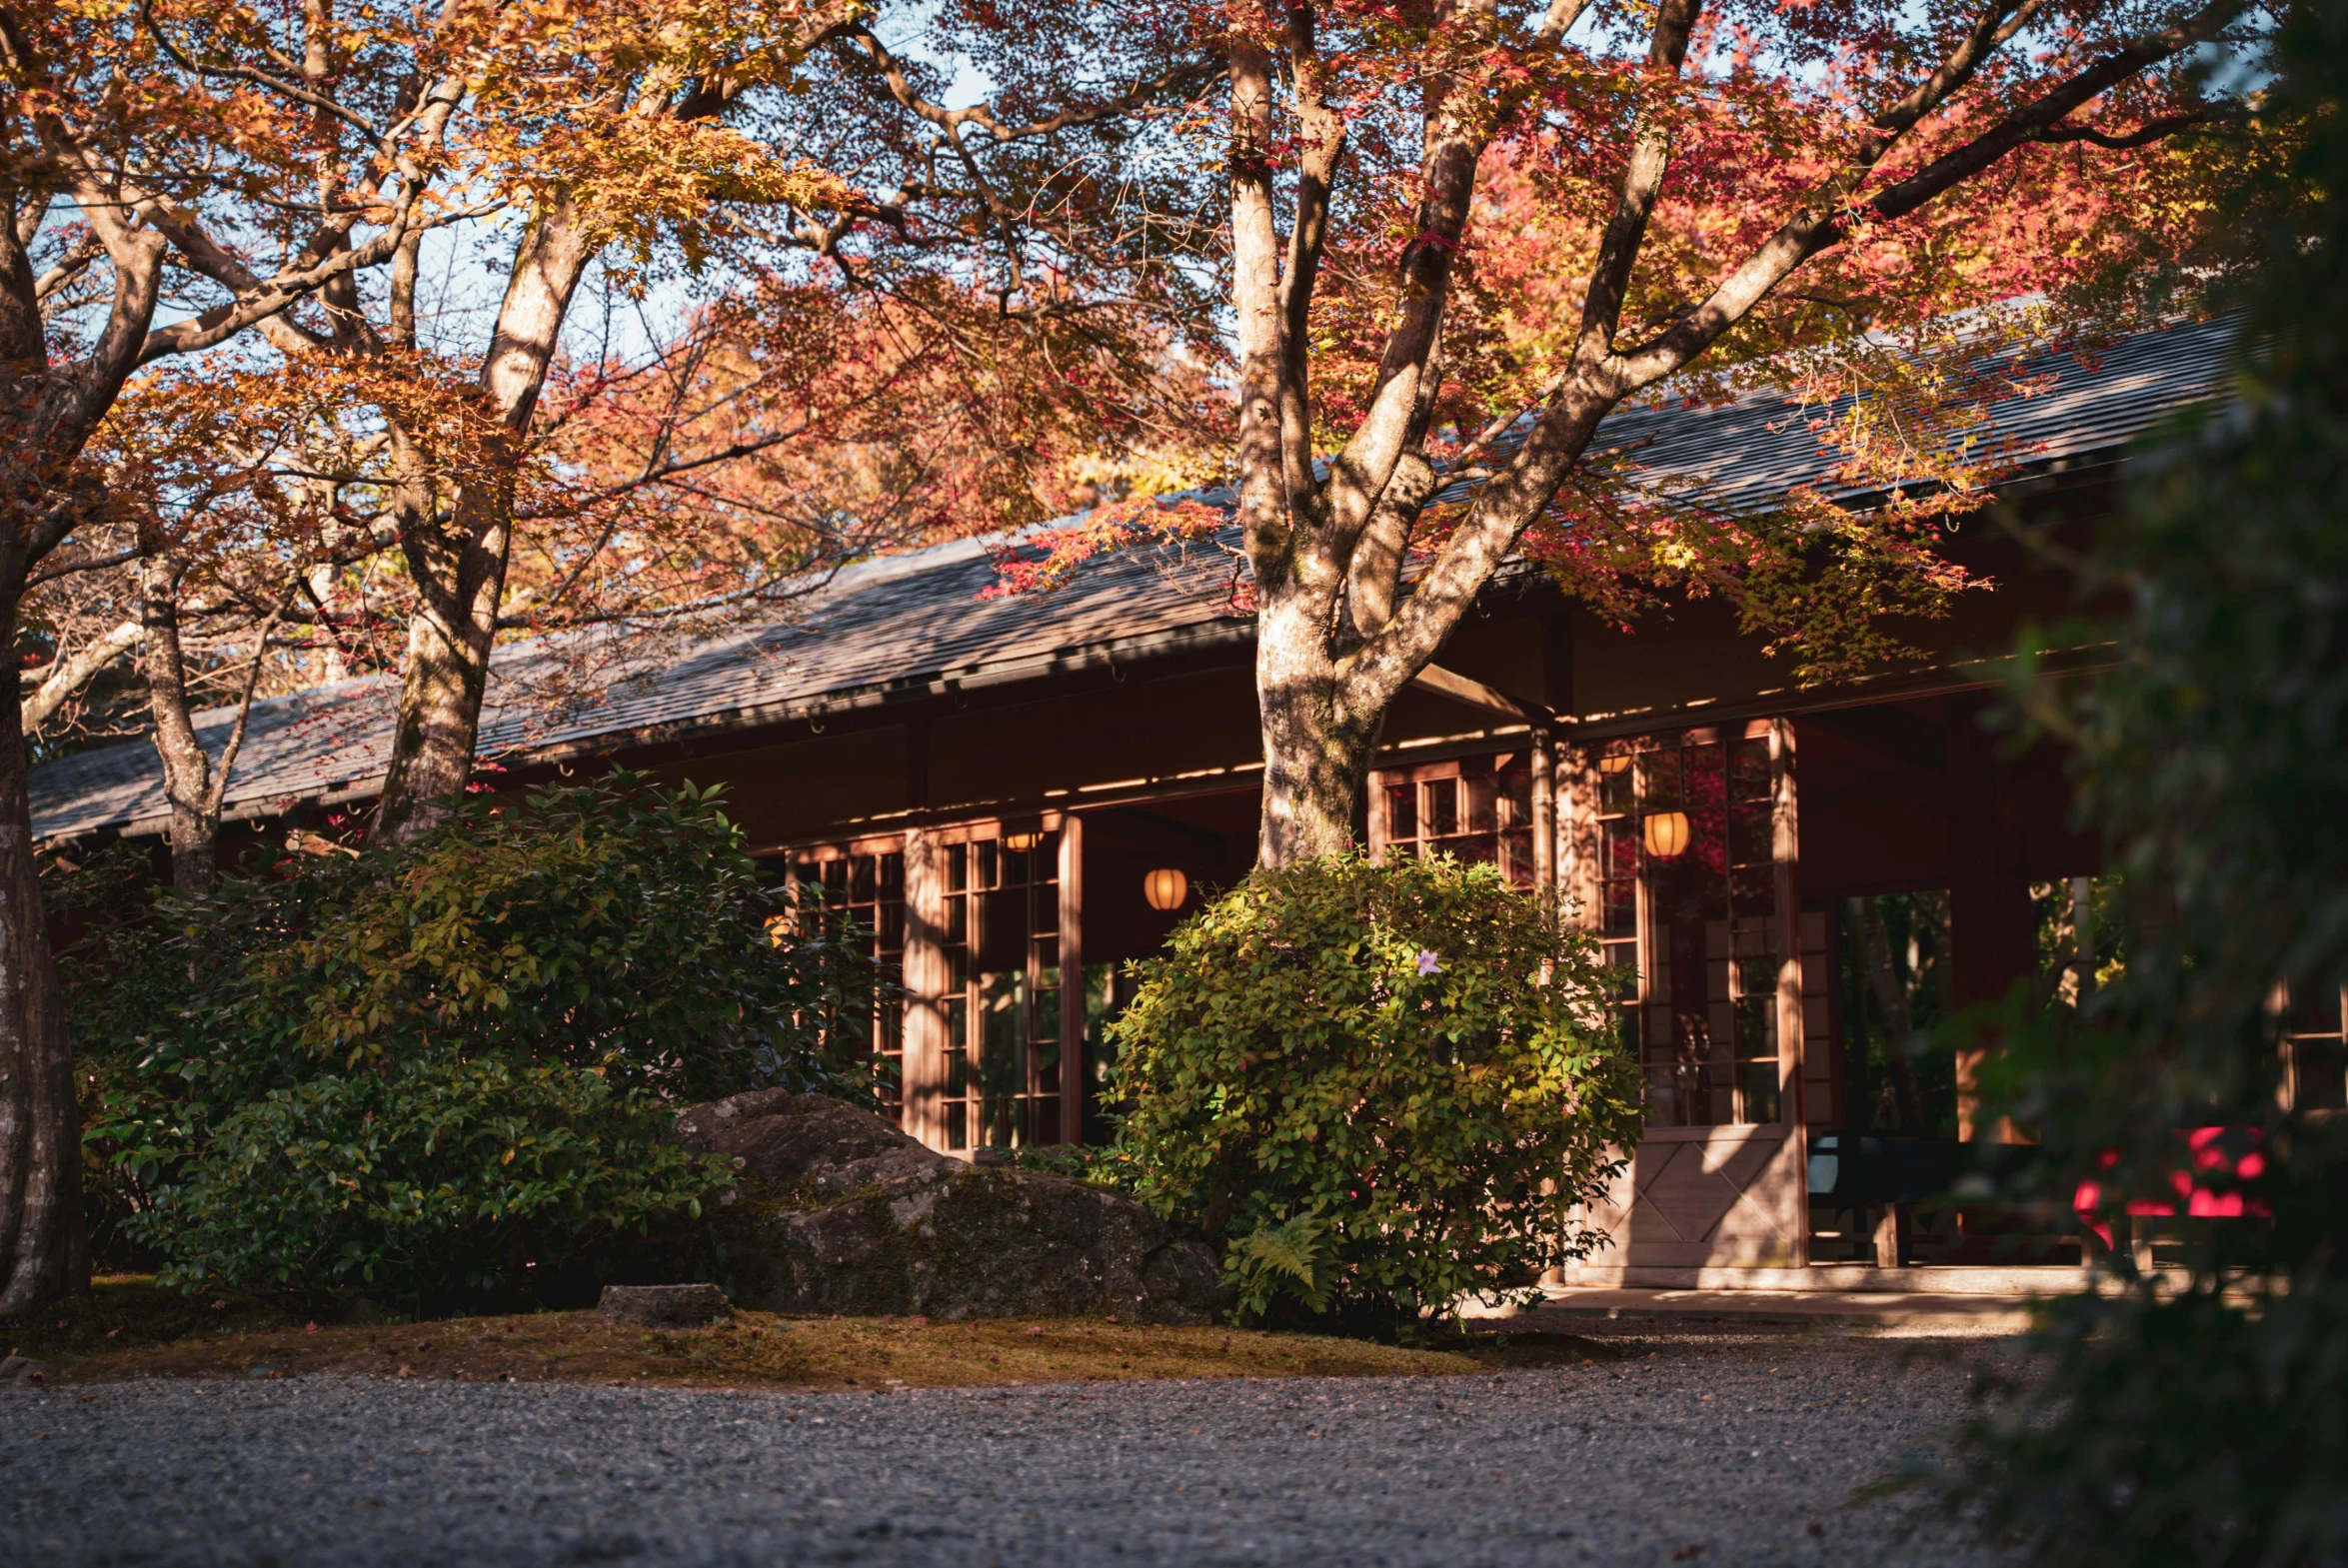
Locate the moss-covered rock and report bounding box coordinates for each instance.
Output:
[679,1091,1224,1323]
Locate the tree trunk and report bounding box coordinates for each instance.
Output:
[1254,580,1377,868]
[369,201,592,847]
[0,595,84,1312]
[370,489,509,846]
[139,555,221,895]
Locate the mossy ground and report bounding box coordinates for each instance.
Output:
[4,1275,1611,1389]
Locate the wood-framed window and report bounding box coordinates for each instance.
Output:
[1590,721,1793,1129]
[2283,979,2348,1112]
[783,840,907,1120]
[1370,751,1539,885]
[932,829,1065,1151]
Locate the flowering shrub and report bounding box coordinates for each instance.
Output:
[1108,853,1643,1328]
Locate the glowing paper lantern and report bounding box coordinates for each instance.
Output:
[1143,866,1189,911]
[1642,809,1692,860]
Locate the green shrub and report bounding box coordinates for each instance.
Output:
[81,777,876,1308]
[1108,853,1642,1327]
[126,1055,728,1301]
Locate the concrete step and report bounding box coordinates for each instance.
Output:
[1505,1285,2039,1332]
[1549,1262,2118,1295]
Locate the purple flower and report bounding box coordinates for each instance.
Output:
[1415,949,1440,976]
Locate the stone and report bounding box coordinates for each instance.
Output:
[674,1090,955,1197]
[677,1090,1225,1324]
[598,1284,734,1328]
[0,1354,55,1387]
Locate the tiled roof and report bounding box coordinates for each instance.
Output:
[1433,310,2243,513]
[30,313,2240,841]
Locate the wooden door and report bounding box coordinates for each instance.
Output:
[1564,719,1809,1270]
[900,815,1078,1154]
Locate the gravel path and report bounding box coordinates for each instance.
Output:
[1,1330,2020,1567]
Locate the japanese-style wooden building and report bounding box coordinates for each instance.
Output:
[37,313,2340,1290]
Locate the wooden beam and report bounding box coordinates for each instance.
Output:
[1408,663,1551,725]
[1802,704,1946,775]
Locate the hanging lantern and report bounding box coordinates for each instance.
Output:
[1002,829,1043,852]
[1597,754,1633,776]
[1143,866,1189,911]
[1642,809,1692,859]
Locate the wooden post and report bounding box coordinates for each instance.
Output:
[1554,742,1601,931]
[1059,812,1085,1146]
[900,827,944,1150]
[1530,730,1556,905]
[1770,717,1810,1265]
[1872,1205,1903,1269]
[2071,874,2095,1000]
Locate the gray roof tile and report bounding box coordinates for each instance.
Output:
[31,313,2240,840]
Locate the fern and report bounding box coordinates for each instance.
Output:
[1225,1214,1332,1319]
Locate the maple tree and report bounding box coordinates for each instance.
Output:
[104,0,1226,849]
[73,357,460,892]
[487,274,1225,721]
[0,0,1222,1311]
[999,0,2276,865]
[0,0,468,1311]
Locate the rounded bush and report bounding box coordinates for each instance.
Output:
[1108,853,1643,1326]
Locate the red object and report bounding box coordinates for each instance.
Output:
[2074,1128,2270,1247]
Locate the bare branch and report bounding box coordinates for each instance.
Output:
[1572,0,1704,367]
[138,2,388,144]
[1610,0,2246,391]
[202,588,294,820]
[19,619,141,736]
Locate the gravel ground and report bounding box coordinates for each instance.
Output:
[0,1329,2022,1567]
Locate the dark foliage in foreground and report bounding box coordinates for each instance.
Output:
[1956,9,2348,1561]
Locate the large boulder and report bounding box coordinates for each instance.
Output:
[678,1089,1223,1323]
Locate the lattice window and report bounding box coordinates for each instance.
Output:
[1374,753,1537,885]
[935,834,1064,1151]
[1595,726,1784,1128]
[785,844,907,1120]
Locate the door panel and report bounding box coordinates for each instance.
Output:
[1566,718,1809,1271]
[1583,1130,1807,1267]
